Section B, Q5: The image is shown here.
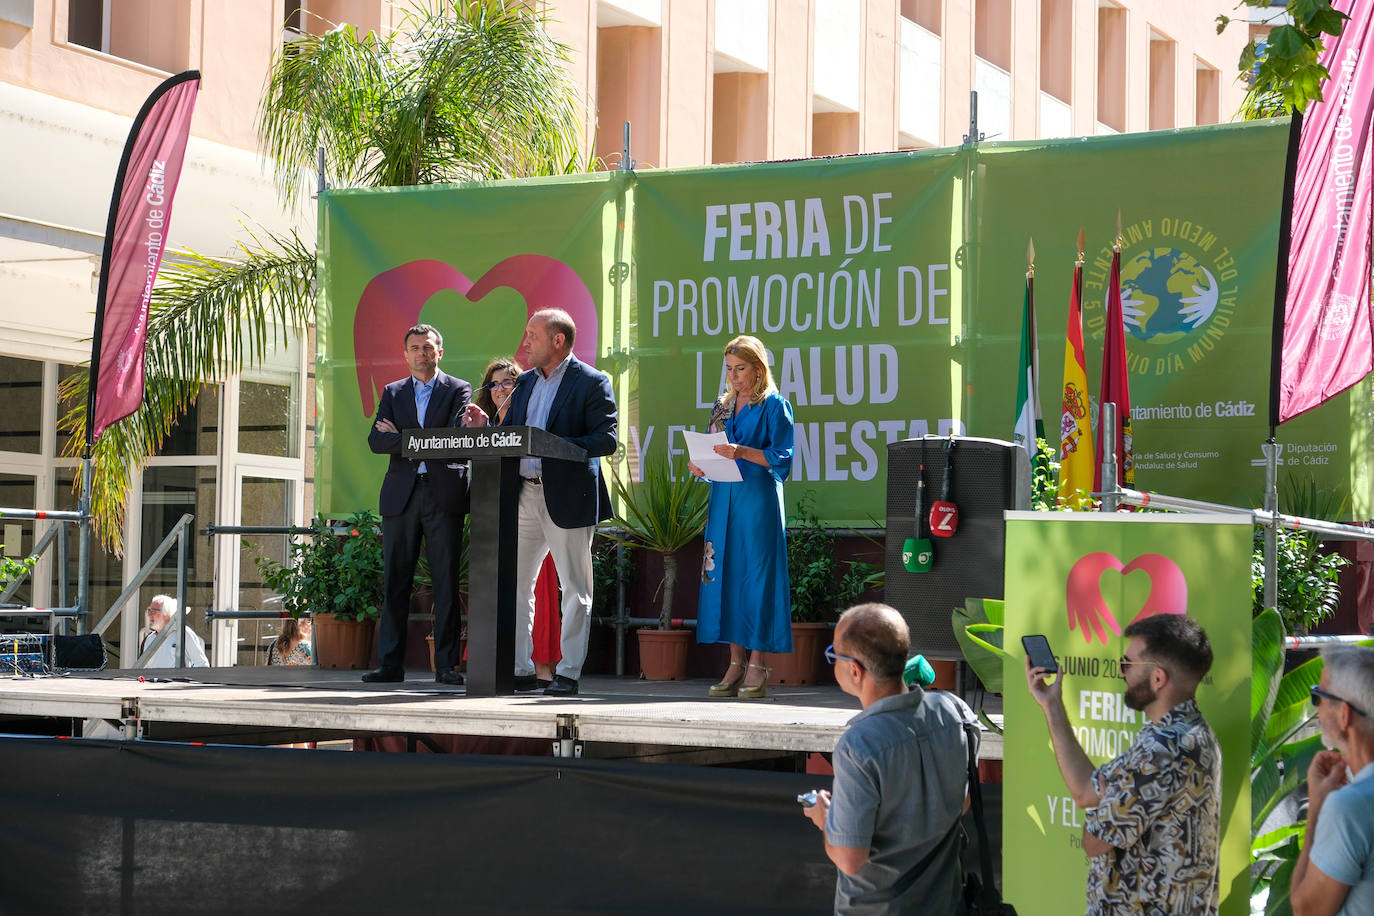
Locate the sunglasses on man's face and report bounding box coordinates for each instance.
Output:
[824,644,865,670]
[1310,684,1370,718]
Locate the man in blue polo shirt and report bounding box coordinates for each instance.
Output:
[802,602,978,914]
[1292,645,1374,916]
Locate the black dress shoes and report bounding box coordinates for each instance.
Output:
[435,667,464,686]
[513,674,539,691]
[361,667,404,683]
[544,675,578,696]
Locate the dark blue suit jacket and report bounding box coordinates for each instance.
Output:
[368,370,472,516]
[502,355,617,529]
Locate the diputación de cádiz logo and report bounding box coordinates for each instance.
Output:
[1085,217,1239,376]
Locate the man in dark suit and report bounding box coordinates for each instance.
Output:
[363,323,471,685]
[462,308,617,695]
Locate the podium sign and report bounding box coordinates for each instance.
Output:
[403,426,586,697]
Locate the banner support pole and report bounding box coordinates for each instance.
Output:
[1263,437,1280,612]
[1099,402,1118,512]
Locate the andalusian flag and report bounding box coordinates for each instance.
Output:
[1095,240,1135,489]
[1013,248,1043,466]
[1057,237,1094,506]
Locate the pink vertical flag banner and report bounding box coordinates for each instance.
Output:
[1095,245,1135,490]
[88,70,200,445]
[1277,2,1374,425]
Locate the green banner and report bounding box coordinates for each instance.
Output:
[316,175,628,515]
[316,121,1371,522]
[1001,513,1253,916]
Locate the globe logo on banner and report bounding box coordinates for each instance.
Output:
[1120,247,1220,343]
[1107,220,1239,379]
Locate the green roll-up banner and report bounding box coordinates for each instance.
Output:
[317,120,1370,521]
[1001,512,1254,916]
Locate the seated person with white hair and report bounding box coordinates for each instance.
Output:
[140,595,209,668]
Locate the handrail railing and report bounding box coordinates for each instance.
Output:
[89,513,195,668]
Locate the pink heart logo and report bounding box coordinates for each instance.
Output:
[1064,552,1188,645]
[352,255,598,416]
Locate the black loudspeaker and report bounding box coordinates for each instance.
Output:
[885,436,1030,659]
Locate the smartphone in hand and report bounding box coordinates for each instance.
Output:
[1021,634,1058,673]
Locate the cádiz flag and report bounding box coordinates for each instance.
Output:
[1057,248,1094,505]
[1095,243,1134,489]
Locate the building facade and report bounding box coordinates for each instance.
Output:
[0,0,1247,665]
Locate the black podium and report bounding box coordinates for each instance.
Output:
[403,425,587,696]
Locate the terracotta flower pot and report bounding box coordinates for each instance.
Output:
[636,628,691,680]
[765,622,830,685]
[312,615,375,670]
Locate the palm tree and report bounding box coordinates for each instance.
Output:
[61,0,584,549]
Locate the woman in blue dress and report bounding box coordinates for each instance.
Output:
[688,335,794,699]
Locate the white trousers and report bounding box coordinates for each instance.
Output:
[514,481,596,680]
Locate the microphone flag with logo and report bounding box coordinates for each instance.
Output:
[930,436,959,537]
[902,463,934,573]
[1094,223,1134,489]
[1058,228,1095,507]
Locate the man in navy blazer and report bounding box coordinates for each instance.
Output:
[463,308,617,695]
[363,324,471,685]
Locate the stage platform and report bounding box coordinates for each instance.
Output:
[0,666,1004,761]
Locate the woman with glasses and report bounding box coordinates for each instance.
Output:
[689,335,795,699]
[474,356,561,687]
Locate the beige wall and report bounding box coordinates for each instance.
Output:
[558,0,1247,169]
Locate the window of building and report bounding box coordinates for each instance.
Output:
[1096,3,1127,133]
[712,73,769,164]
[813,113,859,156]
[66,0,192,72]
[900,0,940,35]
[158,385,221,458]
[1040,0,1072,104]
[239,381,299,459]
[596,25,663,169]
[283,0,381,46]
[1149,30,1176,130]
[53,468,123,636]
[138,465,216,658]
[975,0,1011,72]
[1196,59,1220,125]
[0,473,37,607]
[0,355,42,455]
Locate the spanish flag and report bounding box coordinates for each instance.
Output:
[1057,236,1094,506]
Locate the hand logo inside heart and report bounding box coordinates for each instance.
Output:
[1064,552,1188,645]
[352,255,598,416]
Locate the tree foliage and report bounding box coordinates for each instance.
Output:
[62,1,585,551]
[1221,0,1350,117]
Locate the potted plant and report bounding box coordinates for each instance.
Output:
[607,453,709,680]
[768,490,857,684]
[256,510,383,669]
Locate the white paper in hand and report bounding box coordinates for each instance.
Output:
[683,430,743,482]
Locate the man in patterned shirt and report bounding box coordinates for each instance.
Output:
[1025,614,1220,915]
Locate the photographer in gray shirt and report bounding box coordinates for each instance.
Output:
[803,603,978,914]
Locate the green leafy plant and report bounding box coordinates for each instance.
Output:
[952,597,1007,732]
[787,490,840,623]
[0,514,37,590]
[590,536,636,616]
[1252,528,1348,634]
[255,511,384,622]
[1030,437,1061,510]
[605,454,709,629]
[1221,0,1349,117]
[1250,609,1325,914]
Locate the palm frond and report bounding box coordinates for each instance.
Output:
[60,230,316,549]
